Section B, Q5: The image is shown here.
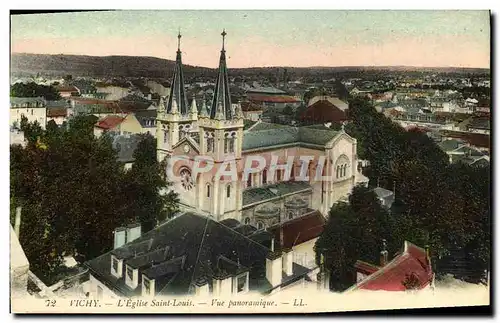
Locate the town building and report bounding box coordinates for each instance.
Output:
[85,212,327,298]
[301,96,349,124]
[10,97,47,129]
[347,241,434,292]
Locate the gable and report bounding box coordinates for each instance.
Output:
[171,136,200,156]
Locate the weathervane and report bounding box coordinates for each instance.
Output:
[221,29,227,51]
[177,28,182,52]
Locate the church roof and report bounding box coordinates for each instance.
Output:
[210,30,233,120]
[242,124,340,151]
[166,32,189,115]
[243,181,312,207]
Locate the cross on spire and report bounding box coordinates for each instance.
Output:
[221,29,227,51]
[177,29,182,52]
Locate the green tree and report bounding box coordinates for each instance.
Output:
[10,82,61,100]
[122,134,179,232]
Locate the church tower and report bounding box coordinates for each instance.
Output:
[197,30,244,221]
[157,31,198,162]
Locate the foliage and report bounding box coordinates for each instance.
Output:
[316,96,490,289]
[10,82,61,100]
[10,116,179,283]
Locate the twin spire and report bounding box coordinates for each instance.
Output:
[164,29,237,121]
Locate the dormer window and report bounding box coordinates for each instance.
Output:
[142,275,155,297]
[125,265,138,289]
[233,272,249,294]
[143,277,151,294]
[110,255,123,278]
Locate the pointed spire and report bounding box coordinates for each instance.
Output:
[171,95,179,114]
[210,30,232,120]
[214,102,225,120]
[158,96,165,111]
[190,96,198,115]
[234,101,243,119]
[166,31,189,115]
[200,98,209,117]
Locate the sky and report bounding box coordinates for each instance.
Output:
[11,10,491,68]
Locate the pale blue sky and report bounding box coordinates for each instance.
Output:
[11,10,491,68]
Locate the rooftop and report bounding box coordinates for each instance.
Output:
[86,212,310,297]
[243,181,312,207]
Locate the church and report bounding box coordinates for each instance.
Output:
[84,31,368,300]
[156,30,367,230]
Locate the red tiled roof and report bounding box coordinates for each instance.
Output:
[269,210,326,249]
[47,108,67,118]
[440,130,490,149]
[95,115,125,130]
[56,85,79,93]
[350,241,433,292]
[241,101,263,112]
[301,99,348,123]
[354,260,380,276]
[247,94,301,104]
[405,125,430,133]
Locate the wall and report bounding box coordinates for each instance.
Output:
[88,274,119,299]
[121,115,144,135]
[10,108,47,129]
[292,238,318,269]
[96,86,129,100]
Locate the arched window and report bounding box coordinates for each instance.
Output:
[257,222,264,230]
[247,173,252,188]
[336,166,340,178]
[288,211,294,220]
[206,183,211,198]
[244,218,250,225]
[226,185,231,198]
[262,169,267,185]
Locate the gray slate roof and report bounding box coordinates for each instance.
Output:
[10,97,46,108]
[85,212,280,297]
[242,124,339,151]
[112,134,142,163]
[243,181,312,207]
[438,139,465,152]
[133,110,157,128]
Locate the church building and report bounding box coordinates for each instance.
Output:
[156,30,366,228]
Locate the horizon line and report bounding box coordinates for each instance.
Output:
[11,52,491,71]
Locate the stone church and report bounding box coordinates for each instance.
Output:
[156,31,367,231]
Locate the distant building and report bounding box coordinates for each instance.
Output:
[121,110,158,137]
[94,115,125,137]
[302,96,349,124]
[10,97,47,129]
[46,100,70,125]
[56,85,80,98]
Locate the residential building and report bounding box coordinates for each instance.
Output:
[85,212,323,298]
[94,115,125,137]
[46,100,69,125]
[301,96,349,124]
[121,110,158,137]
[347,241,434,292]
[10,97,47,129]
[56,85,80,98]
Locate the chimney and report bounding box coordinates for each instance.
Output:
[14,206,22,237]
[380,239,388,267]
[113,227,126,249]
[425,245,431,268]
[282,249,293,276]
[126,223,141,243]
[266,251,283,290]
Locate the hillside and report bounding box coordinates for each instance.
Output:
[11,53,490,79]
[11,53,213,79]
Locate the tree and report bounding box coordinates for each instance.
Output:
[10,116,180,284]
[122,134,180,232]
[315,185,392,291]
[10,82,61,100]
